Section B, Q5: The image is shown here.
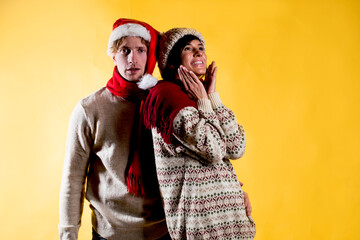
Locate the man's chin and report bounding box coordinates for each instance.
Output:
[124,75,141,82]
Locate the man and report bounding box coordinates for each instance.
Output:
[59,18,169,240]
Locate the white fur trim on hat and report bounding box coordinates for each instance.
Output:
[137,74,158,90]
[107,23,151,57]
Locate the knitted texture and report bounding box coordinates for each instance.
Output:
[158,28,205,73]
[59,88,167,240]
[146,84,256,239]
[143,80,197,144]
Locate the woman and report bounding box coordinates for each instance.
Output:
[143,28,256,240]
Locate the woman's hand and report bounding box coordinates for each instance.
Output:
[204,61,217,94]
[178,65,208,100]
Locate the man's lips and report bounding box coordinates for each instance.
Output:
[126,68,140,73]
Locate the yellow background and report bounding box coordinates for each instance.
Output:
[1,0,359,239]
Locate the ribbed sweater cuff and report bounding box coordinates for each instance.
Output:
[208,92,223,109]
[197,98,214,113]
[58,224,80,240]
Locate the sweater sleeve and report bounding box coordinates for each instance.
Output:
[59,102,93,240]
[208,92,246,160]
[172,97,242,164]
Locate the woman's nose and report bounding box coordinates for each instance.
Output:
[194,49,203,57]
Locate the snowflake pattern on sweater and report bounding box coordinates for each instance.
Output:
[151,93,256,240]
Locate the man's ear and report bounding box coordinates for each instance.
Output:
[112,55,117,65]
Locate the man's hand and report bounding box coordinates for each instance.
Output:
[240,181,252,216]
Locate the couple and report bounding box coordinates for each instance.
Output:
[59,18,256,240]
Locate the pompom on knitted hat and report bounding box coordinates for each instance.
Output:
[158,28,205,75]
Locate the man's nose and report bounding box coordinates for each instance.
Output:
[128,51,136,63]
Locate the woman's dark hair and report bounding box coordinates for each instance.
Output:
[161,35,201,80]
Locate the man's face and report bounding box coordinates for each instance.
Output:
[113,36,148,82]
[180,39,207,77]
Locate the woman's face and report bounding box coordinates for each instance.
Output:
[180,39,207,77]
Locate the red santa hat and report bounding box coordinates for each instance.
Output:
[107,18,159,89]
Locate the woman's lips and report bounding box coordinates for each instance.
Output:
[191,59,205,66]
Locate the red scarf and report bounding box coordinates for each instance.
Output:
[143,79,197,144]
[107,67,148,102]
[107,67,159,197]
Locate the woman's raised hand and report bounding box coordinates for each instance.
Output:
[204,61,217,94]
[178,65,208,100]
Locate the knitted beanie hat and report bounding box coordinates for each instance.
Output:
[158,28,205,74]
[107,18,159,89]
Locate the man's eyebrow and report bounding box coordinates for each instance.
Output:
[120,45,147,49]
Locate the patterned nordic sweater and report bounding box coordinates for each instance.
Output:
[151,91,256,240]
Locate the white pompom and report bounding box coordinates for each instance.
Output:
[137,74,158,90]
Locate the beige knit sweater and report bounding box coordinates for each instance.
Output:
[59,87,167,240]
